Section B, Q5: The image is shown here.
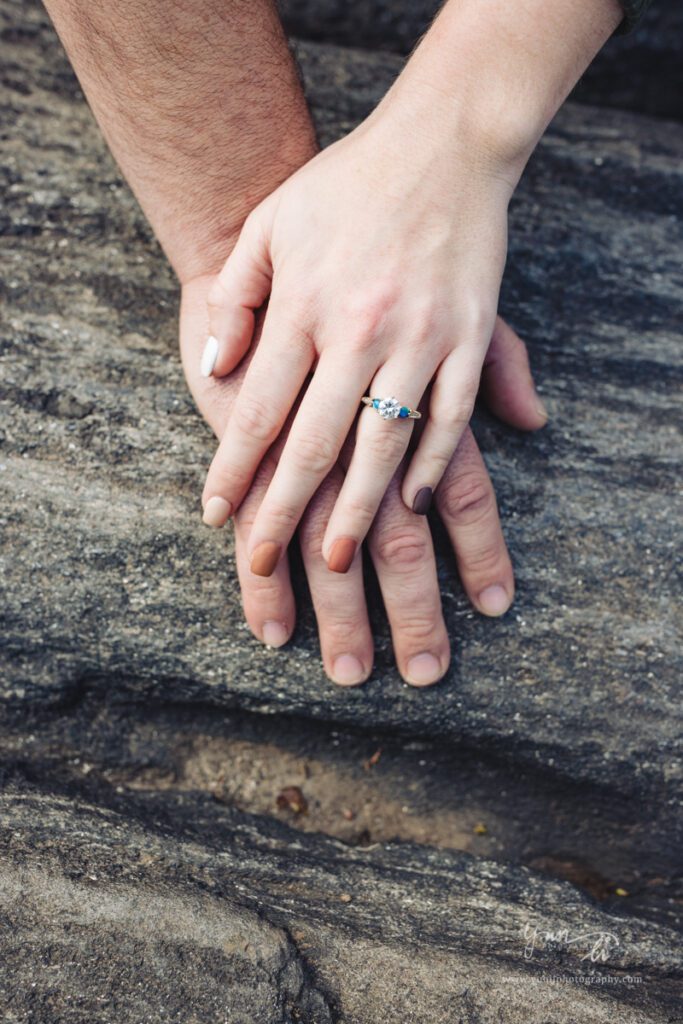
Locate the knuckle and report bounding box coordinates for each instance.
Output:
[396,613,440,645]
[324,614,366,648]
[364,426,409,466]
[206,278,227,311]
[248,578,284,606]
[237,394,280,445]
[432,397,475,433]
[439,472,494,527]
[262,501,300,532]
[286,289,317,323]
[408,302,441,346]
[374,527,430,569]
[342,494,379,524]
[345,281,400,348]
[461,541,506,576]
[418,448,451,479]
[207,460,242,497]
[288,431,338,477]
[459,298,496,340]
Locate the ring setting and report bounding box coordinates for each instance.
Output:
[361,396,421,421]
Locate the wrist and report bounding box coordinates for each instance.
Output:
[376,0,622,187]
[371,73,528,197]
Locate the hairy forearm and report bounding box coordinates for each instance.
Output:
[376,0,622,183]
[44,0,317,281]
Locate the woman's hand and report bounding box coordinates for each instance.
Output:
[200,104,515,577]
[183,276,547,686]
[199,0,621,580]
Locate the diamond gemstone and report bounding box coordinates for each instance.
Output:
[378,396,401,420]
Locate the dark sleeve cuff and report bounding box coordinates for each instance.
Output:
[616,0,654,34]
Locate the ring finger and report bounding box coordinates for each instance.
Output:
[368,466,450,687]
[321,357,432,572]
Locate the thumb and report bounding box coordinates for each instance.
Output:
[202,201,274,378]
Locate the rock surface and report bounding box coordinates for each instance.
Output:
[1,782,681,1022]
[280,0,683,120]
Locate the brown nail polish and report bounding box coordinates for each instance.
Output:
[250,541,281,577]
[328,536,357,574]
[412,486,433,516]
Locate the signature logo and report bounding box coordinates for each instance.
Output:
[523,923,620,962]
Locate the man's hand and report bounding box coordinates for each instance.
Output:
[183,276,546,686]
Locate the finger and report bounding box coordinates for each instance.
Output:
[202,204,274,378]
[245,349,376,577]
[435,427,514,617]
[401,343,483,515]
[321,357,431,572]
[368,469,450,687]
[233,448,297,648]
[299,467,374,686]
[480,316,548,431]
[201,296,315,527]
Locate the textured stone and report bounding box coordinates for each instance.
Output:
[0,782,681,1022]
[280,0,683,120]
[3,699,680,930]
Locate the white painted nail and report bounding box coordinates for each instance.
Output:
[200,335,219,377]
[202,496,232,527]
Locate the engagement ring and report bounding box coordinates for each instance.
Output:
[361,396,421,421]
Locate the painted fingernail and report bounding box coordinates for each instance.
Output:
[406,652,443,687]
[477,584,511,617]
[328,536,357,574]
[250,541,282,577]
[202,495,232,527]
[331,654,366,686]
[412,486,433,516]
[262,621,289,648]
[200,335,219,377]
[536,395,549,422]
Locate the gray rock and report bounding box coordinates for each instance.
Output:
[2,0,681,804]
[0,782,680,1022]
[280,0,683,120]
[3,699,681,931]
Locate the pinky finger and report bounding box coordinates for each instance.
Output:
[435,428,514,618]
[401,346,481,516]
[480,316,548,431]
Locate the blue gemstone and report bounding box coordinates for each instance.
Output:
[372,399,380,408]
[399,407,409,418]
